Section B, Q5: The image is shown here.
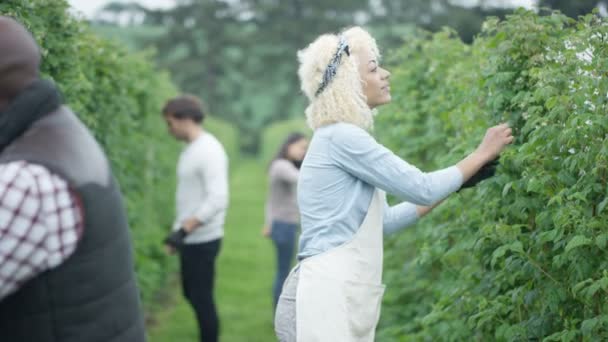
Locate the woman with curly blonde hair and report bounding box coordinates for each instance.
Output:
[274,26,513,341]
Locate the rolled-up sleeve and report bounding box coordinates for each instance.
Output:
[383,200,419,235]
[329,123,463,206]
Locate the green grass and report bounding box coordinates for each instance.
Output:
[148,159,276,342]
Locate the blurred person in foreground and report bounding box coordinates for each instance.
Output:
[0,16,146,342]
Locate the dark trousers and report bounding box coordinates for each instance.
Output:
[270,221,297,309]
[179,239,221,342]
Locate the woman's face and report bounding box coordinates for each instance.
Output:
[287,138,309,161]
[355,48,391,109]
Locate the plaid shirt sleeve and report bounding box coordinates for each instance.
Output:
[0,161,83,300]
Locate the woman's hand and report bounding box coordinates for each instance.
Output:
[475,123,514,163]
[457,123,513,183]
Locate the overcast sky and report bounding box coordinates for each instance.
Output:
[67,0,536,18]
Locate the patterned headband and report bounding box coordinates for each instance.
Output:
[315,35,350,97]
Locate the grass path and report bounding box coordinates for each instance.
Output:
[149,159,277,342]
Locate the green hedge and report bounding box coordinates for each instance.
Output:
[0,0,181,312]
[91,24,241,166]
[377,10,608,341]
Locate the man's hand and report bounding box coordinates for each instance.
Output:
[163,228,188,252]
[165,244,176,255]
[182,217,202,233]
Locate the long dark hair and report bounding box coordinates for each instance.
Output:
[271,132,307,167]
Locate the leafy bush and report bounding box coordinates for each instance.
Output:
[377,10,608,341]
[0,0,181,312]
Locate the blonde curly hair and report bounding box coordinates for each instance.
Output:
[298,26,381,131]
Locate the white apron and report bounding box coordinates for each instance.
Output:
[296,189,386,342]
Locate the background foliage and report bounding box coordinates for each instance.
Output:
[96,0,518,154]
[95,0,604,155]
[376,9,608,340]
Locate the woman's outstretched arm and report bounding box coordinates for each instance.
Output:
[330,123,513,206]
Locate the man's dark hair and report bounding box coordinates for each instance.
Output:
[162,94,205,123]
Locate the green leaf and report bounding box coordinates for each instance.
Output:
[598,197,608,214]
[581,317,599,335]
[573,279,594,295]
[565,235,592,253]
[492,246,508,267]
[543,329,579,342]
[502,181,513,197]
[538,229,559,244]
[509,241,524,253]
[492,241,525,267]
[547,194,563,206]
[596,233,608,250]
[584,282,602,299]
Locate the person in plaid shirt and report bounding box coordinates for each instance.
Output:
[0,16,146,342]
[0,161,83,300]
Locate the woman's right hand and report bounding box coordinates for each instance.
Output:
[456,123,513,184]
[475,123,514,162]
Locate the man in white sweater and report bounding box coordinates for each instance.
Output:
[162,95,229,342]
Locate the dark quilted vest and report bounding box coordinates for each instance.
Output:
[0,107,146,342]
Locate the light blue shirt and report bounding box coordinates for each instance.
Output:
[297,123,463,259]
